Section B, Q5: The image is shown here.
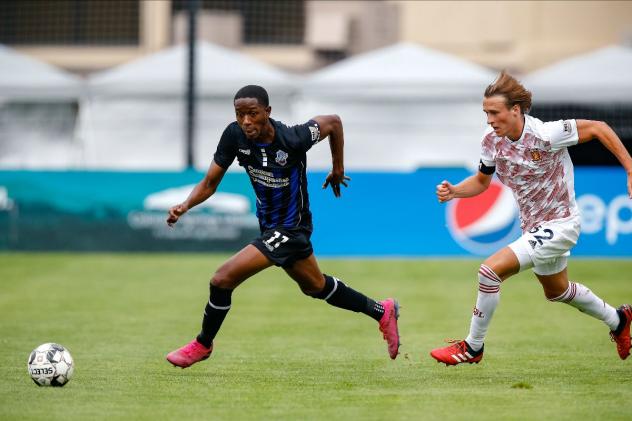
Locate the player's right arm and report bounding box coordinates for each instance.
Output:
[311,114,351,198]
[167,124,237,226]
[167,161,228,226]
[576,119,632,198]
[436,171,492,203]
[438,128,496,203]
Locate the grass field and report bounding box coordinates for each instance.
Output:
[1,253,631,420]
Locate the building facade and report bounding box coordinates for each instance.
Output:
[1,0,631,74]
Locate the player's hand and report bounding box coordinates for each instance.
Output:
[322,171,351,198]
[167,203,189,227]
[436,180,455,203]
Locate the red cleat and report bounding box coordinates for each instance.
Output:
[430,340,483,366]
[166,339,213,368]
[379,299,400,359]
[610,304,632,360]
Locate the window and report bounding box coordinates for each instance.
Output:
[172,0,305,45]
[531,104,632,166]
[0,0,140,45]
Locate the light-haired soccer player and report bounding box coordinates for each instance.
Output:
[165,85,400,368]
[430,71,632,365]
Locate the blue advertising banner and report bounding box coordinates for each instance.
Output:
[308,167,632,257]
[0,168,630,256]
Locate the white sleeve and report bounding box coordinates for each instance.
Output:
[544,119,579,151]
[480,128,495,167]
[480,153,495,168]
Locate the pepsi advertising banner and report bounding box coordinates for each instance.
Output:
[0,168,630,256]
[308,167,631,257]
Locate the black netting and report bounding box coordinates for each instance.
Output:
[172,0,305,44]
[530,103,632,166]
[0,0,140,45]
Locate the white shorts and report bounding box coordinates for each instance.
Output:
[508,216,581,276]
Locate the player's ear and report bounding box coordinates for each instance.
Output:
[265,106,271,116]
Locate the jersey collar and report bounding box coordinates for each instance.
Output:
[252,118,277,147]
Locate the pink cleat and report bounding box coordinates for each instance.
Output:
[166,339,213,368]
[379,298,401,359]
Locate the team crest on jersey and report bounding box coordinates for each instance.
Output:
[275,150,289,166]
[529,239,537,249]
[529,149,542,161]
[309,125,320,144]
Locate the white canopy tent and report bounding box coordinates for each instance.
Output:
[82,42,296,170]
[303,42,495,101]
[0,44,83,101]
[0,44,84,169]
[524,45,632,104]
[89,42,294,98]
[296,42,497,170]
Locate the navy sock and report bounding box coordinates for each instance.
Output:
[313,274,384,321]
[196,285,232,348]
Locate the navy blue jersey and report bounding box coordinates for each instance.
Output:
[213,118,322,230]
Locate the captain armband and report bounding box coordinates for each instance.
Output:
[478,159,495,175]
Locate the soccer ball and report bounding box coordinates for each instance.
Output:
[27,343,74,387]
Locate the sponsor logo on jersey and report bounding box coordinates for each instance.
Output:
[563,120,572,134]
[446,180,522,255]
[309,125,320,143]
[275,150,288,166]
[238,148,251,155]
[529,149,542,161]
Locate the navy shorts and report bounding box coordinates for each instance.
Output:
[251,226,313,268]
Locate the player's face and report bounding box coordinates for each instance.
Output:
[483,95,522,139]
[234,98,271,140]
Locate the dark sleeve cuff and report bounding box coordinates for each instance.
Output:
[478,159,495,175]
[213,157,231,170]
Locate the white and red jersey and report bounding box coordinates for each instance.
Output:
[480,115,580,232]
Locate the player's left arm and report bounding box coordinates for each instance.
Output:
[577,119,632,198]
[312,114,351,198]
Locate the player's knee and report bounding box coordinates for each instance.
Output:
[478,264,502,291]
[211,275,229,289]
[211,268,237,289]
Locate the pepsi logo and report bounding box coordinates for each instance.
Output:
[446,180,521,255]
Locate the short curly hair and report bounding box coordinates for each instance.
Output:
[234,85,269,107]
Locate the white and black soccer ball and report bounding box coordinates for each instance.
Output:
[27,343,74,387]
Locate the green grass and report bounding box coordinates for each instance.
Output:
[1,254,631,420]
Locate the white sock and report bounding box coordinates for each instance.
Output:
[465,264,502,352]
[549,281,620,331]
